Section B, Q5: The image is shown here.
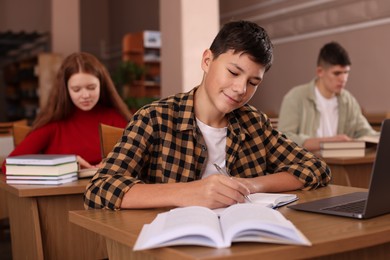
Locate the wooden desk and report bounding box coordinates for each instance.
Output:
[69,185,390,260]
[0,176,107,260]
[324,148,375,188]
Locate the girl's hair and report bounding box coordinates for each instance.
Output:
[32,52,131,130]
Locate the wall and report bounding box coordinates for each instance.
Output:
[160,0,219,97]
[220,0,390,115]
[52,0,80,56]
[80,0,110,59]
[0,0,51,32]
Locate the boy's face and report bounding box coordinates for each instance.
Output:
[317,65,350,98]
[201,49,265,115]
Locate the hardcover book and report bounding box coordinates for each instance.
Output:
[6,154,77,166]
[320,148,365,158]
[319,141,366,158]
[320,140,365,150]
[6,161,78,176]
[6,175,78,185]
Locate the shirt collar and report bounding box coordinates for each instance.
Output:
[176,87,250,141]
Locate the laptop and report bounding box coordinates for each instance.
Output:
[288,119,390,219]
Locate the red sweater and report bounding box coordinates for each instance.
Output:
[2,106,127,174]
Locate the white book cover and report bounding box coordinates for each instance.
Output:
[6,172,77,180]
[6,161,78,176]
[6,154,77,166]
[6,176,78,185]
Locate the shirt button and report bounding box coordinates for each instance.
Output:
[202,145,207,151]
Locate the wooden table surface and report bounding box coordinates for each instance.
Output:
[70,185,390,260]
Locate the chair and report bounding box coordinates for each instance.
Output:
[0,119,29,169]
[0,119,27,241]
[99,124,124,158]
[0,119,28,136]
[269,117,279,130]
[12,124,32,147]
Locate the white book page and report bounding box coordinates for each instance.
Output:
[133,206,226,250]
[219,204,311,246]
[213,193,297,215]
[248,193,298,208]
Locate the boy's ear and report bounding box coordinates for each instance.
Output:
[201,49,212,71]
[316,66,324,77]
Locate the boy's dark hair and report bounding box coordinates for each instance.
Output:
[209,20,273,72]
[317,41,351,67]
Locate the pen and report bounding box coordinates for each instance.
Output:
[213,163,252,203]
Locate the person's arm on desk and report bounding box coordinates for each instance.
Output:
[119,172,303,209]
[83,104,327,210]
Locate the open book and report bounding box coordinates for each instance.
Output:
[357,135,380,148]
[213,192,298,215]
[133,203,311,250]
[248,192,298,208]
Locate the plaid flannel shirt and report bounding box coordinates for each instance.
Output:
[84,88,331,210]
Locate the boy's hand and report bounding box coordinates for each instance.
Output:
[180,174,251,209]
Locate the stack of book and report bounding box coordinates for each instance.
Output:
[319,140,366,158]
[5,154,78,185]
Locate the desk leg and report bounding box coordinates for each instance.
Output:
[0,188,9,219]
[7,193,44,260]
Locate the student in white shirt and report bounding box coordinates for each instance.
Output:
[278,41,378,151]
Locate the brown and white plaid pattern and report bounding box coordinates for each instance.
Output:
[84,88,331,210]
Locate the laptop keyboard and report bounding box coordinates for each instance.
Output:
[322,200,366,213]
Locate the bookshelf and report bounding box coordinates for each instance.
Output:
[1,53,62,123]
[3,56,39,123]
[122,31,161,98]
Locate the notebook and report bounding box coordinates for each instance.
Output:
[288,119,390,219]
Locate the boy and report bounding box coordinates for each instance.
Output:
[84,21,330,210]
[278,42,378,151]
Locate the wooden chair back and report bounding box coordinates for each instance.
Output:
[12,124,32,147]
[269,117,279,130]
[0,119,28,136]
[99,124,124,158]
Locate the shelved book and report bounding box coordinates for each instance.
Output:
[133,203,311,251]
[319,140,366,158]
[5,154,78,185]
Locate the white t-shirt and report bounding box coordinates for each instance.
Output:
[196,118,227,179]
[315,87,338,137]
